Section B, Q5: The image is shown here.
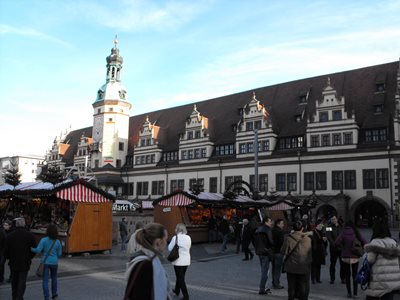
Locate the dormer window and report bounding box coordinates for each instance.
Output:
[375,83,385,93]
[319,112,329,122]
[195,130,201,139]
[374,104,383,114]
[299,95,307,103]
[187,131,193,140]
[238,108,244,116]
[109,108,113,112]
[333,110,342,121]
[246,122,254,131]
[254,120,262,130]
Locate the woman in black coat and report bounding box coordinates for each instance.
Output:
[311,220,327,283]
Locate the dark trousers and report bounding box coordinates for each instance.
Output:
[329,249,344,282]
[287,272,310,300]
[0,255,5,282]
[342,261,359,296]
[242,241,253,260]
[311,263,321,282]
[174,265,189,299]
[272,253,283,287]
[366,291,395,300]
[11,270,28,300]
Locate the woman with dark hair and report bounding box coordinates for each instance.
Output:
[335,220,367,299]
[364,220,400,300]
[124,222,172,300]
[31,224,62,300]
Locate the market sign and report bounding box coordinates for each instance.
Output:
[112,200,136,212]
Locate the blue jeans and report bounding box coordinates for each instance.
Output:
[43,264,58,300]
[220,234,229,252]
[258,255,271,292]
[272,253,284,287]
[121,233,128,251]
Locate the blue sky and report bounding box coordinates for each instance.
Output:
[0,0,400,157]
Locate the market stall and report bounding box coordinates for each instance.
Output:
[153,190,294,243]
[0,179,114,254]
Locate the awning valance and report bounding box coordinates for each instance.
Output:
[157,193,195,207]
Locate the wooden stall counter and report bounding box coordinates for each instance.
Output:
[187,225,208,243]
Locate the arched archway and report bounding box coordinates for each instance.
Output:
[353,199,388,227]
[316,204,337,222]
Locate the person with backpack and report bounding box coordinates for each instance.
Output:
[254,216,274,295]
[335,220,367,299]
[364,219,400,300]
[31,224,63,300]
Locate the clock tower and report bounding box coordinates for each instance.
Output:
[91,36,132,168]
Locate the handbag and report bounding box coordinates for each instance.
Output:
[282,235,304,274]
[167,235,179,262]
[36,239,57,278]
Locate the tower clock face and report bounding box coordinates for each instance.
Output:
[94,115,104,140]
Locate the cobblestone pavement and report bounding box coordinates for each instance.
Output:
[0,228,398,300]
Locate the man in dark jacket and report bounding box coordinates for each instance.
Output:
[4,217,36,300]
[281,220,312,300]
[241,219,254,260]
[272,218,285,289]
[254,216,274,295]
[326,215,344,284]
[0,219,13,283]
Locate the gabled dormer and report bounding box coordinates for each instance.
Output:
[74,134,92,172]
[307,78,359,151]
[295,88,310,122]
[236,92,277,158]
[179,105,214,163]
[133,116,163,167]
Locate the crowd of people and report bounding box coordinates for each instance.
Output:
[1,214,400,300]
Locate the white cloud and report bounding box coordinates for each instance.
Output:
[71,0,209,32]
[0,24,72,47]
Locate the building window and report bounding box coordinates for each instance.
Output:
[332,133,341,145]
[343,132,353,145]
[188,150,193,159]
[108,118,113,122]
[181,150,187,160]
[194,149,200,159]
[246,122,254,131]
[152,181,164,195]
[287,173,297,192]
[247,142,254,153]
[376,83,385,93]
[94,160,99,168]
[201,148,207,158]
[119,142,124,151]
[276,174,286,191]
[109,107,113,112]
[189,178,204,190]
[239,144,246,154]
[187,131,193,140]
[374,105,383,114]
[344,170,356,189]
[279,136,304,149]
[365,129,387,142]
[215,144,235,156]
[363,169,375,189]
[129,183,134,195]
[321,134,330,147]
[97,109,101,114]
[376,169,389,189]
[259,174,268,192]
[319,112,329,122]
[311,135,320,147]
[195,130,201,139]
[116,159,121,168]
[225,176,242,190]
[254,120,262,130]
[316,172,327,190]
[209,177,218,193]
[137,182,149,196]
[333,110,342,121]
[332,171,343,190]
[170,179,184,192]
[261,140,269,152]
[304,172,314,190]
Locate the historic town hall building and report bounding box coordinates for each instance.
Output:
[44,39,400,226]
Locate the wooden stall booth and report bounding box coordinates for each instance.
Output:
[153,190,293,243]
[0,179,115,254]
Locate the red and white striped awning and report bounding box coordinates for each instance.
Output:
[267,202,293,211]
[56,184,112,203]
[157,193,194,207]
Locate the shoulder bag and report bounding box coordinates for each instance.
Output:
[282,235,304,273]
[167,235,179,262]
[36,239,57,278]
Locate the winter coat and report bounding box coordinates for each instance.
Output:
[326,223,342,252]
[311,229,327,265]
[241,224,253,248]
[272,226,285,253]
[364,237,400,297]
[254,224,274,257]
[31,236,62,265]
[4,228,36,271]
[335,226,367,259]
[281,231,312,274]
[168,233,191,266]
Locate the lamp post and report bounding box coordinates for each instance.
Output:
[253,129,259,199]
